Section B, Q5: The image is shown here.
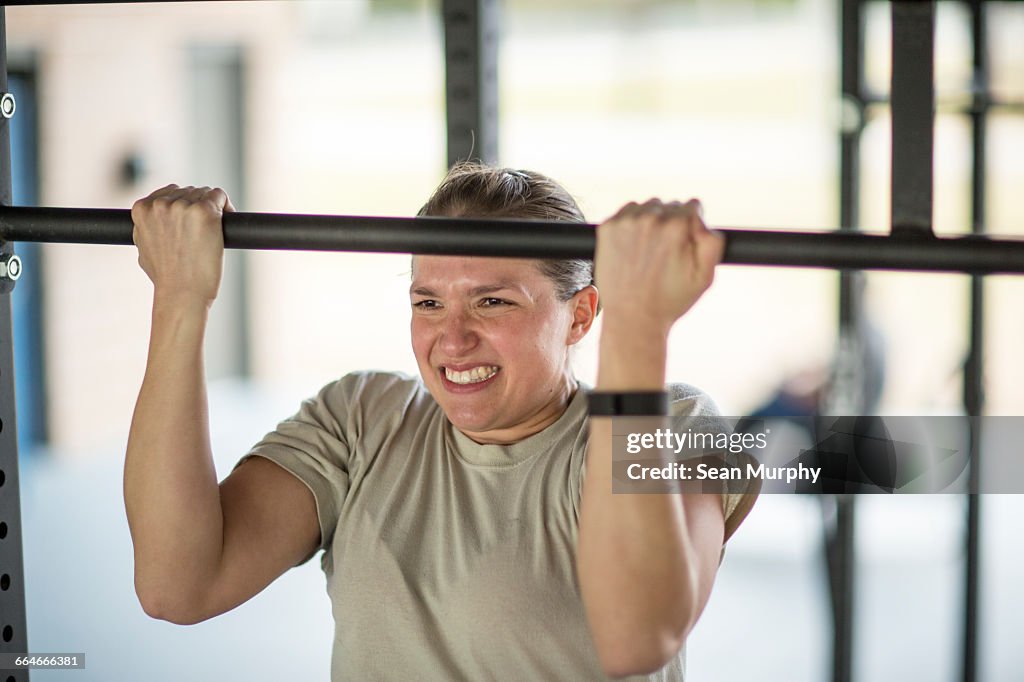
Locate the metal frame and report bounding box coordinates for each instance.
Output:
[830,2,867,679]
[890,0,936,237]
[963,2,989,680]
[0,2,1018,682]
[442,0,499,166]
[0,9,29,681]
[1,206,1023,273]
[838,2,995,681]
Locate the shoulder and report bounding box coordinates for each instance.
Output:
[292,370,438,440]
[665,382,761,544]
[316,370,432,412]
[667,382,721,418]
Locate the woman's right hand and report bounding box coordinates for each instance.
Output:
[131,184,235,308]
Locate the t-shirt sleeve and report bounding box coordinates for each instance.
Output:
[231,376,358,568]
[668,384,760,548]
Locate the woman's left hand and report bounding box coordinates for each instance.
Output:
[594,198,724,336]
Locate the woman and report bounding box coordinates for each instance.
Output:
[125,162,758,681]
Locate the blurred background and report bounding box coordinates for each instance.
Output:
[4,0,1022,680]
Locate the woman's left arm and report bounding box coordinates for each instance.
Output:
[577,198,726,678]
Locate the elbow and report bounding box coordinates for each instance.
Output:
[594,627,689,679]
[139,595,208,626]
[588,585,698,678]
[137,594,200,625]
[136,582,209,626]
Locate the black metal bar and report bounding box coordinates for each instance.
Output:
[963,3,987,681]
[0,7,30,682]
[442,0,499,166]
[840,0,864,240]
[831,1,865,678]
[2,206,1024,274]
[858,93,1024,115]
[824,496,855,682]
[891,0,936,236]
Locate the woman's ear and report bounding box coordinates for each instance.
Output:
[567,285,599,345]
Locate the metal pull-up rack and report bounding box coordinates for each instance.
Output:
[0,1,1016,680]
[0,206,1022,272]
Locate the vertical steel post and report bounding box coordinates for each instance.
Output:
[962,3,987,680]
[890,1,936,236]
[0,6,30,681]
[441,0,499,167]
[828,3,865,681]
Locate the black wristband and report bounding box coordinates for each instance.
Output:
[587,391,669,416]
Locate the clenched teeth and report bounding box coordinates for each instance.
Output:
[444,366,499,385]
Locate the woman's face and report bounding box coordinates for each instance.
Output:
[410,255,596,444]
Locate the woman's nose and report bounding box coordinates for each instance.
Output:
[438,310,479,355]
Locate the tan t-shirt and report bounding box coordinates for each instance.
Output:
[234,371,758,681]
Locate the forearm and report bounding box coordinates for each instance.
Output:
[124,293,224,617]
[577,319,698,673]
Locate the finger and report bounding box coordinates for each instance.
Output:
[640,197,665,215]
[663,199,700,220]
[144,183,180,201]
[662,201,696,226]
[178,186,211,204]
[659,201,698,244]
[203,187,233,213]
[609,201,640,221]
[685,198,704,220]
[694,229,726,271]
[154,185,195,204]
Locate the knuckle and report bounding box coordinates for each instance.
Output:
[612,202,639,220]
[639,212,661,229]
[184,201,211,217]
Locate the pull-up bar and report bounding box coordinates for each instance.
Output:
[0,205,1022,275]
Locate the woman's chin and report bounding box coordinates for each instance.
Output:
[445,409,501,437]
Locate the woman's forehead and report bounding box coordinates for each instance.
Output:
[411,256,547,291]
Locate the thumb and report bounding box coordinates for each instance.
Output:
[694,228,726,277]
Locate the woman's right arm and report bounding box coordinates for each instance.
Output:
[124,185,320,624]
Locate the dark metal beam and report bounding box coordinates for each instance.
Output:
[831,1,865,679]
[857,93,1024,115]
[891,0,936,236]
[963,2,988,681]
[442,0,499,167]
[2,206,1024,274]
[0,6,31,682]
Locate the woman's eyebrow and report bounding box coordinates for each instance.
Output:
[409,282,522,297]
